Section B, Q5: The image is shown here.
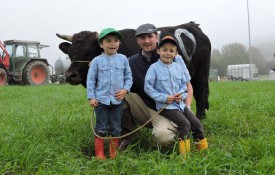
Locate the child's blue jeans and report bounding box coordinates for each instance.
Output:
[94,102,123,137]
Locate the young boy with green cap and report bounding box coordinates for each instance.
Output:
[87,27,133,160]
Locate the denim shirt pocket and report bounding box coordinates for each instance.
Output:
[157,75,169,88]
[98,65,109,82]
[99,65,109,72]
[114,64,124,90]
[174,74,184,89]
[115,64,124,79]
[174,74,183,82]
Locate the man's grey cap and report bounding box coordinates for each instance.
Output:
[135,23,157,37]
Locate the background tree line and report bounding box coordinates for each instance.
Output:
[210,42,268,77]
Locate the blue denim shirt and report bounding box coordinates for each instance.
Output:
[87,53,133,105]
[144,60,188,111]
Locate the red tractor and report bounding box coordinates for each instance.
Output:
[0,40,51,86]
[0,41,10,86]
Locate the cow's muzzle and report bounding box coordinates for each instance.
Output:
[65,71,82,85]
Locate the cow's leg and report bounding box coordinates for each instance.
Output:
[193,78,208,120]
[192,59,210,120]
[204,83,209,112]
[201,81,209,118]
[191,48,210,120]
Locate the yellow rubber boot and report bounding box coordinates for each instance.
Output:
[196,138,208,151]
[179,139,190,158]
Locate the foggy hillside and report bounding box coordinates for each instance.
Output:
[253,34,275,61]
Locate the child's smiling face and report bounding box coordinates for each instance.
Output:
[157,42,178,64]
[100,35,120,56]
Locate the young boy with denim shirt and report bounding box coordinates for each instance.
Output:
[144,36,208,158]
[87,28,133,160]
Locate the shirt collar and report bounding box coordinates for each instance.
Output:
[158,59,173,67]
[140,49,159,63]
[101,52,117,57]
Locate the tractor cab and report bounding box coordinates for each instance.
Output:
[3,40,50,85]
[5,40,45,73]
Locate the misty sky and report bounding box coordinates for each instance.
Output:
[1,0,275,65]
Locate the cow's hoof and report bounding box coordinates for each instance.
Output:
[198,115,207,120]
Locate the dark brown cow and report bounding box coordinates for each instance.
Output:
[57,22,211,119]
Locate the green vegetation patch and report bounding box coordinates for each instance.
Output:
[0,82,274,174]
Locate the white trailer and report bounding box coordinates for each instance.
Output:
[269,70,275,80]
[227,64,259,81]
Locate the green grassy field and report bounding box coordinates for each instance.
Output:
[1,81,275,175]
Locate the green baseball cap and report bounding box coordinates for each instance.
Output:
[98,28,123,43]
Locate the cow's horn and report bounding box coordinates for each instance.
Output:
[56,33,73,42]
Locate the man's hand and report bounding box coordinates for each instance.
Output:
[115,89,127,100]
[89,99,98,107]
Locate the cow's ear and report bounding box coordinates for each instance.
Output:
[59,42,71,54]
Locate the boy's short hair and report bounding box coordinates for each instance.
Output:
[98,28,123,43]
[158,36,178,49]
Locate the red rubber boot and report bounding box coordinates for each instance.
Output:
[109,138,119,159]
[94,137,106,160]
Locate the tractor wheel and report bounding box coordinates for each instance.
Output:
[0,67,8,86]
[23,61,50,85]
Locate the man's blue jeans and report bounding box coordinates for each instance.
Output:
[94,102,123,137]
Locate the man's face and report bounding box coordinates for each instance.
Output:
[136,33,158,54]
